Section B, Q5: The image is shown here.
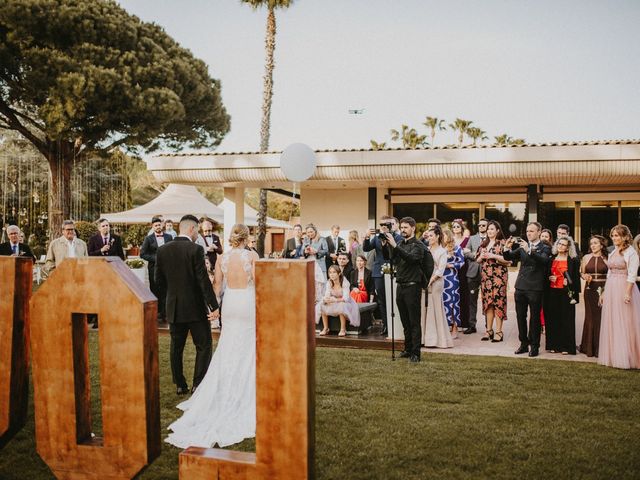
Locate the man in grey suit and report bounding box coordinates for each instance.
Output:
[463,219,488,334]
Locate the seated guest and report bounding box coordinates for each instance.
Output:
[0,224,36,262]
[544,236,581,354]
[579,235,608,357]
[318,265,360,336]
[87,218,125,260]
[349,254,374,303]
[337,251,354,281]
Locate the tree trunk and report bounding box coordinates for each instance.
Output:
[46,141,74,239]
[256,6,277,257]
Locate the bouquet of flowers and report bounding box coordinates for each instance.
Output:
[380,263,394,275]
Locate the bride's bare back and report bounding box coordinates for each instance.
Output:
[215,248,258,292]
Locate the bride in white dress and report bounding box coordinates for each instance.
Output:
[165,224,259,449]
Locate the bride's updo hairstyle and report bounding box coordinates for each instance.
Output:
[229,223,250,248]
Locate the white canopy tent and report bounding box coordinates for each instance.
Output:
[101,183,291,228]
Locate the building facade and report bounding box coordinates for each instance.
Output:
[147,140,640,252]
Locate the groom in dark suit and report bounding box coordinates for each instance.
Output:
[155,214,220,395]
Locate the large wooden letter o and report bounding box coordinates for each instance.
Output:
[0,257,32,448]
[30,258,160,479]
[179,259,316,479]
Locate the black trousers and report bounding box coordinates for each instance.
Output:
[374,276,388,328]
[467,275,481,330]
[148,265,166,318]
[169,321,212,389]
[396,283,422,357]
[514,289,543,348]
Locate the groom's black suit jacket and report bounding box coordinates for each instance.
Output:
[155,236,218,324]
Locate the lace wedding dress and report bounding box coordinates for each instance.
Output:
[165,248,256,448]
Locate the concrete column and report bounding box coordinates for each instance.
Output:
[223,187,245,245]
[527,184,539,223]
[368,188,377,229]
[575,201,581,246]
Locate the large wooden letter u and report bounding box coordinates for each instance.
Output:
[179,259,316,479]
[30,258,160,480]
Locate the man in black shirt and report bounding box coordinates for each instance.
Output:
[386,216,424,363]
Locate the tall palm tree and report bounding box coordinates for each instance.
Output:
[390,125,427,149]
[422,116,446,147]
[243,0,294,256]
[448,118,473,147]
[466,127,488,146]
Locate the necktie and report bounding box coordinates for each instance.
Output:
[12,245,18,254]
[103,237,108,245]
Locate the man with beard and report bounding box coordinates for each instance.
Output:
[386,217,424,363]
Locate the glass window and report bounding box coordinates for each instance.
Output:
[581,202,618,254]
[622,201,640,236]
[539,201,574,240]
[435,203,480,233]
[485,203,526,237]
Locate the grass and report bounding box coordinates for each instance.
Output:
[1,335,639,479]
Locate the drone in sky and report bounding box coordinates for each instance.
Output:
[348,108,365,115]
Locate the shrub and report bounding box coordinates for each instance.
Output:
[124,224,150,247]
[74,221,98,242]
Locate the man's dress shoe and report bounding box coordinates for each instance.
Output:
[176,386,189,396]
[514,345,529,355]
[399,351,411,358]
[529,347,539,357]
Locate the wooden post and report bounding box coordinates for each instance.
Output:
[179,259,316,479]
[30,258,160,480]
[0,257,32,448]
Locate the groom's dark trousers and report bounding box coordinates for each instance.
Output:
[156,236,219,390]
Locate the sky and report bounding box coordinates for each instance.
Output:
[117,0,640,153]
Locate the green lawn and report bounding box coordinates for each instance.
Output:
[1,335,639,479]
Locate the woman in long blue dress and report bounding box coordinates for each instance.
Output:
[442,228,465,338]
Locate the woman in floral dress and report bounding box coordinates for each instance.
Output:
[476,221,510,342]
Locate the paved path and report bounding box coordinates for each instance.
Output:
[423,284,596,364]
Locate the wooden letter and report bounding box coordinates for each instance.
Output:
[179,259,316,479]
[30,258,160,479]
[0,257,32,448]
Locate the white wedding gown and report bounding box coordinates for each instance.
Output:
[165,248,256,448]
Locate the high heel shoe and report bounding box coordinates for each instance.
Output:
[491,331,504,343]
[338,330,346,337]
[319,328,330,336]
[481,329,494,341]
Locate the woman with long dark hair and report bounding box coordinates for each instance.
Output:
[476,220,510,342]
[579,235,608,357]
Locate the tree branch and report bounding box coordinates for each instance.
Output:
[13,109,46,133]
[0,99,48,157]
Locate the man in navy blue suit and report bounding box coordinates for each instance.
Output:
[363,216,403,336]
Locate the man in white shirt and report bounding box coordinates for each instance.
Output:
[43,220,88,276]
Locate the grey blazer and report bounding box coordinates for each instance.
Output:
[465,234,485,279]
[303,237,328,276]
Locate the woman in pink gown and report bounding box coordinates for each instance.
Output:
[598,225,640,369]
